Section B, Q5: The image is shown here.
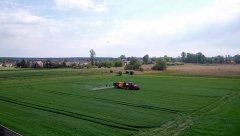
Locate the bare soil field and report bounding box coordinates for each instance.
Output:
[101,64,240,77]
[164,64,240,78]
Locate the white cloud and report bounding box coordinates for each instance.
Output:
[89,0,240,57]
[1,0,240,57]
[54,0,108,12]
[0,10,44,24]
[0,8,70,39]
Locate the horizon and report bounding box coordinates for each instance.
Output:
[0,52,239,59]
[0,0,240,57]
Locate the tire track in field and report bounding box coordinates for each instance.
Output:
[135,91,238,136]
[0,95,173,131]
[209,87,240,92]
[44,90,180,113]
[191,91,238,115]
[0,95,139,131]
[136,113,193,136]
[157,91,221,98]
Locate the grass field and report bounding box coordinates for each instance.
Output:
[0,68,240,136]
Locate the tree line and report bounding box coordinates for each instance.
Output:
[12,49,240,71]
[181,52,240,64]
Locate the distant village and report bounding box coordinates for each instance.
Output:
[0,57,131,69]
[1,51,239,70]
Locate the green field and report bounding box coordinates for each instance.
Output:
[0,69,240,136]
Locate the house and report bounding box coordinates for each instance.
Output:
[121,59,130,66]
[3,62,15,67]
[124,60,130,66]
[34,61,44,68]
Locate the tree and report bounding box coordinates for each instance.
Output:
[63,59,67,67]
[215,55,225,64]
[225,55,232,63]
[181,52,186,62]
[90,49,96,65]
[206,57,214,64]
[119,55,126,60]
[234,55,240,64]
[143,54,149,64]
[152,58,167,71]
[17,59,27,68]
[150,57,157,64]
[2,61,6,67]
[118,71,122,76]
[164,55,172,62]
[114,60,123,67]
[196,52,206,64]
[125,57,141,70]
[185,52,205,63]
[45,59,52,68]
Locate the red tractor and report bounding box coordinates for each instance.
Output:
[113,82,140,90]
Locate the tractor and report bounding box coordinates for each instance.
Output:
[113,82,140,90]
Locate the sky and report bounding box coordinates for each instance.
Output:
[0,0,240,58]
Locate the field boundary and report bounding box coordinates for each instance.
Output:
[0,124,22,136]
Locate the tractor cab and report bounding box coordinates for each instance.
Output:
[113,81,139,90]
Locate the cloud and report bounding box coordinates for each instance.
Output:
[0,0,239,57]
[0,10,46,25]
[54,0,108,12]
[0,5,109,57]
[108,0,240,39]
[89,0,240,57]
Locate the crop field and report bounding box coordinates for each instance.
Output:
[164,64,240,78]
[0,68,240,136]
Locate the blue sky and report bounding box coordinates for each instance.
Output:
[0,0,240,57]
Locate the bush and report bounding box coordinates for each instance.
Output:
[85,64,92,69]
[95,61,113,68]
[129,71,134,75]
[118,71,122,76]
[133,63,141,70]
[114,61,123,67]
[125,71,129,74]
[72,65,84,69]
[152,59,167,71]
[125,63,141,70]
[110,70,113,73]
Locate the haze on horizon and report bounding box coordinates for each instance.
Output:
[0,0,240,58]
